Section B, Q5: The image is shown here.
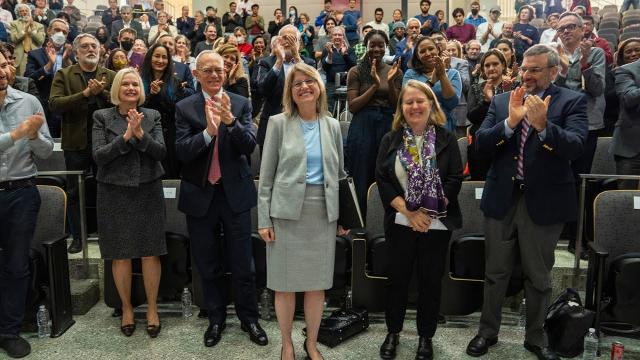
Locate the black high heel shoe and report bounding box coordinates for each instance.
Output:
[120,322,136,337]
[303,339,323,360]
[146,321,161,338]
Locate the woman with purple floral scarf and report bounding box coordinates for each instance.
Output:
[375,80,463,360]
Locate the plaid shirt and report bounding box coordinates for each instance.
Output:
[353,42,366,61]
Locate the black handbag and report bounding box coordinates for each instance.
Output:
[305,308,369,348]
[544,288,595,358]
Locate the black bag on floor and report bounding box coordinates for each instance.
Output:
[309,308,369,348]
[544,288,595,358]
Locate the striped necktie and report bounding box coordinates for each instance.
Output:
[516,118,530,180]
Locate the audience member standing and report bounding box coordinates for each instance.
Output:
[175,50,268,349]
[366,8,389,36]
[0,50,53,360]
[415,0,439,36]
[476,6,503,52]
[446,8,476,44]
[244,4,264,43]
[321,25,356,113]
[177,6,195,37]
[147,11,178,45]
[465,44,587,360]
[464,2,486,28]
[222,2,242,36]
[513,6,539,55]
[346,29,402,211]
[116,28,144,69]
[101,0,120,36]
[31,0,55,31]
[194,24,217,56]
[49,33,116,254]
[539,13,560,45]
[217,43,249,98]
[110,6,144,43]
[92,68,166,339]
[10,4,45,76]
[258,63,347,360]
[268,8,285,38]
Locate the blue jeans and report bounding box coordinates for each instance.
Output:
[621,0,640,11]
[345,106,393,214]
[0,185,41,336]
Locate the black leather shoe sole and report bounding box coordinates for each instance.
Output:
[466,337,498,357]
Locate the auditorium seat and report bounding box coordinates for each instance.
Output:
[586,190,640,338]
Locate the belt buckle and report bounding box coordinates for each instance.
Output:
[519,182,525,191]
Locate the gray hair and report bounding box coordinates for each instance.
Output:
[14,3,30,17]
[523,44,560,67]
[330,26,349,49]
[270,35,279,48]
[278,24,302,42]
[559,11,583,26]
[72,33,100,52]
[195,49,222,68]
[48,18,69,30]
[466,39,481,49]
[120,5,132,13]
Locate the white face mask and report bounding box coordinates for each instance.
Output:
[236,35,245,44]
[51,31,66,47]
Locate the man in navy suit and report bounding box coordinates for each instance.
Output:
[110,5,144,43]
[25,18,72,138]
[465,44,588,360]
[175,50,267,349]
[255,24,315,148]
[157,34,195,89]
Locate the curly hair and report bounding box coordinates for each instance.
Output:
[356,29,389,85]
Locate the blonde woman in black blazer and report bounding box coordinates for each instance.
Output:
[258,62,347,360]
[92,67,167,338]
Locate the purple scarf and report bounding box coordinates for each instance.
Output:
[398,125,448,217]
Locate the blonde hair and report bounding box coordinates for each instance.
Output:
[110,68,145,106]
[215,43,246,80]
[282,62,329,118]
[392,80,446,130]
[175,34,191,55]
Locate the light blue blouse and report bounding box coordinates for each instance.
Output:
[402,68,462,132]
[300,118,324,184]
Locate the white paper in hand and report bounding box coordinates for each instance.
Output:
[394,213,448,231]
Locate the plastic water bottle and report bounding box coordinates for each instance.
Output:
[181,287,193,318]
[518,298,527,329]
[345,288,353,310]
[36,305,51,338]
[582,328,599,360]
[259,288,272,321]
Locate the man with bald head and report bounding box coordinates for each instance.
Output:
[255,24,315,148]
[175,50,267,349]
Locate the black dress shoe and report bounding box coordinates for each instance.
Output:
[120,323,136,337]
[68,238,82,254]
[415,337,433,360]
[146,321,161,338]
[380,333,400,359]
[204,323,225,347]
[0,336,31,358]
[465,335,498,357]
[241,322,268,346]
[524,342,560,360]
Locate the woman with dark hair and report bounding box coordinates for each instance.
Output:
[284,6,300,27]
[249,35,267,117]
[346,29,402,211]
[140,43,194,178]
[466,49,518,180]
[403,36,462,132]
[217,43,250,98]
[494,39,519,76]
[376,80,462,360]
[105,48,129,72]
[314,16,336,59]
[94,26,110,66]
[268,8,286,38]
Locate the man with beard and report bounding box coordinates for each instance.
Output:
[396,17,421,71]
[194,23,217,57]
[110,6,143,43]
[10,4,45,76]
[490,22,526,63]
[476,6,503,52]
[49,33,116,254]
[116,28,143,68]
[464,1,486,28]
[415,0,439,36]
[582,15,613,65]
[255,25,315,148]
[465,39,482,82]
[0,49,53,360]
[466,44,587,360]
[25,18,72,137]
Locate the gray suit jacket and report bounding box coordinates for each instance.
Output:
[258,113,347,229]
[611,60,640,158]
[92,106,166,186]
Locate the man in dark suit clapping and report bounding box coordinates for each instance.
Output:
[465,44,588,360]
[175,50,268,349]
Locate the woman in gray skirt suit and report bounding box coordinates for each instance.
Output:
[92,68,167,338]
[258,62,348,360]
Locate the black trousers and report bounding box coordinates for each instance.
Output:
[186,184,259,326]
[63,149,96,241]
[0,185,41,336]
[384,224,451,337]
[615,153,640,190]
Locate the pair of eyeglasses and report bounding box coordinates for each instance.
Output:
[292,79,315,88]
[198,68,224,76]
[519,66,553,74]
[557,23,579,32]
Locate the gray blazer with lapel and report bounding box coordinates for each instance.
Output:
[258,112,347,229]
[92,106,166,187]
[611,60,640,158]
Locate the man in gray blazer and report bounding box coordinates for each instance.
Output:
[612,58,640,189]
[110,6,144,43]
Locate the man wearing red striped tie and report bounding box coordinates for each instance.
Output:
[465,44,588,360]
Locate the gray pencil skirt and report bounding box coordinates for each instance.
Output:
[267,184,336,292]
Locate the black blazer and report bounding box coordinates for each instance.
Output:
[175,91,257,218]
[376,126,464,232]
[173,61,195,89]
[24,47,54,104]
[110,20,144,42]
[255,55,316,147]
[476,85,588,225]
